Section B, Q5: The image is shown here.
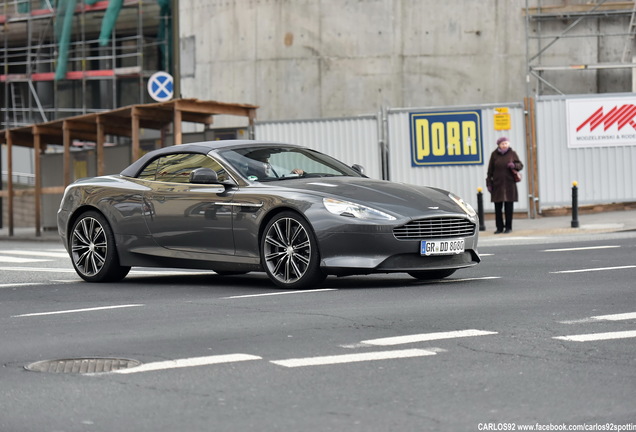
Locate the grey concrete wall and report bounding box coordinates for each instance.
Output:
[179,0,527,121]
[178,0,634,122]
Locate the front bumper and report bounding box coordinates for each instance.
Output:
[317,225,479,276]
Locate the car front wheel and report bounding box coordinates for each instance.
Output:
[69,211,130,282]
[261,212,326,289]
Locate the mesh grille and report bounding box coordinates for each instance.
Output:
[393,217,475,240]
[25,358,141,374]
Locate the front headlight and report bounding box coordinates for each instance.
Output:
[323,198,396,221]
[449,193,477,217]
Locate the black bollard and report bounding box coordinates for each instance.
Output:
[571,181,579,228]
[477,188,486,231]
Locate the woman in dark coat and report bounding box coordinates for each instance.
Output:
[486,137,523,234]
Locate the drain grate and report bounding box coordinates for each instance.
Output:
[25,358,141,374]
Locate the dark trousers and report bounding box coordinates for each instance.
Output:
[494,201,514,231]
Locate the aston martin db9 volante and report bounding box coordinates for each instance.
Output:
[58,140,480,289]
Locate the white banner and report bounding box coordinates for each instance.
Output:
[566,96,636,148]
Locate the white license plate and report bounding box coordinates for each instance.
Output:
[420,239,465,256]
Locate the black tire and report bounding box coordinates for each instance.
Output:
[69,210,131,282]
[408,269,456,280]
[261,211,326,289]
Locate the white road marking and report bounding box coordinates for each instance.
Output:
[270,349,436,368]
[554,330,636,342]
[111,354,262,374]
[552,265,636,274]
[559,312,636,324]
[0,266,76,273]
[0,280,77,289]
[0,266,212,276]
[0,282,49,289]
[12,304,144,318]
[558,318,596,324]
[360,329,498,346]
[0,256,50,263]
[222,289,337,299]
[591,312,636,321]
[436,276,500,283]
[543,245,620,252]
[0,250,69,258]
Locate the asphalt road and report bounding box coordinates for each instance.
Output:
[1,232,635,432]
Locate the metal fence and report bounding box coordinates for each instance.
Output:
[536,94,636,208]
[385,104,528,213]
[257,96,636,213]
[255,115,383,180]
[256,103,529,214]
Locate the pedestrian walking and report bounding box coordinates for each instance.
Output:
[486,137,523,234]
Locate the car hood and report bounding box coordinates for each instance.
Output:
[272,177,470,219]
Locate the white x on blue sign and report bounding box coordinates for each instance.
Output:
[147,71,174,102]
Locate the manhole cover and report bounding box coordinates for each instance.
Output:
[25,358,141,374]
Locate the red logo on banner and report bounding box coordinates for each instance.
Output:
[576,105,636,131]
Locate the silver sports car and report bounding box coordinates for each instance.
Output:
[57,140,480,289]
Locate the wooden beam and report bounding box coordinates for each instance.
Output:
[174,108,183,145]
[174,99,259,117]
[180,112,214,125]
[131,107,141,161]
[41,186,67,194]
[62,120,98,134]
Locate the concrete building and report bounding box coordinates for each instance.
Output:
[178,0,636,122]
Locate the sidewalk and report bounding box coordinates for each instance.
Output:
[479,208,636,239]
[1,208,635,242]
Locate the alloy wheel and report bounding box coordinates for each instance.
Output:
[71,216,107,277]
[263,217,312,284]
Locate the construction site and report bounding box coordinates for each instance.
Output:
[525,0,636,95]
[2,0,636,235]
[1,0,170,129]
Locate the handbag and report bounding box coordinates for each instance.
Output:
[509,156,522,182]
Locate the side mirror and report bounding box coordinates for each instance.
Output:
[351,164,365,175]
[189,168,219,184]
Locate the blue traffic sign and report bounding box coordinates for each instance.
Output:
[147,71,174,102]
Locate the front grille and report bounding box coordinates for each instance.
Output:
[393,217,475,240]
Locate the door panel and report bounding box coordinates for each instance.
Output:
[144,183,235,254]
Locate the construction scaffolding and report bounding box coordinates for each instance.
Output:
[1,0,169,130]
[524,0,636,95]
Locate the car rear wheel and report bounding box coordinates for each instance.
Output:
[261,212,326,289]
[408,269,456,280]
[70,211,130,282]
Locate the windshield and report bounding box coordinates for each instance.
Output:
[218,146,363,182]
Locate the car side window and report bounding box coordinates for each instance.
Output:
[137,158,160,180]
[138,153,230,183]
